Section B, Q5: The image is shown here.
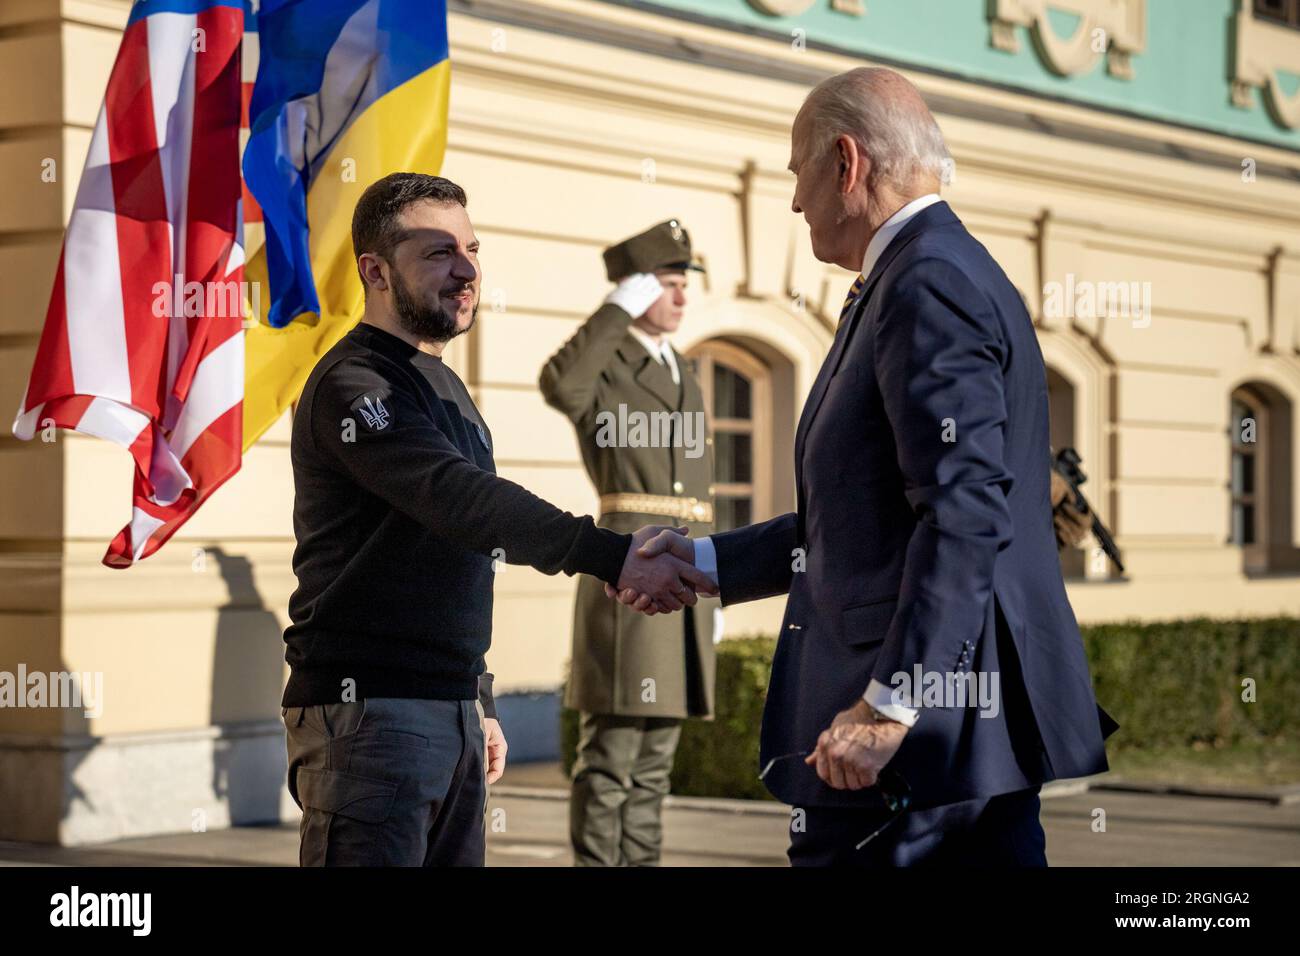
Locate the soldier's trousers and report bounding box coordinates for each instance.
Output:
[282,697,486,866]
[569,712,682,866]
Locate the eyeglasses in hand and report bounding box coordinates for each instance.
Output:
[759,750,912,850]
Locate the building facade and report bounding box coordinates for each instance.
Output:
[1,0,1298,843]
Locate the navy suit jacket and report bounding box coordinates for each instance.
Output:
[713,201,1116,811]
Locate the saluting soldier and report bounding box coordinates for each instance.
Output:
[539,220,718,867]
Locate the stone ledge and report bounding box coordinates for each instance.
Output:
[0,719,294,845]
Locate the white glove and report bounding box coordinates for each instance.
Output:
[603,272,663,319]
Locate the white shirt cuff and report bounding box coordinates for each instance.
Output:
[693,535,719,586]
[864,678,919,727]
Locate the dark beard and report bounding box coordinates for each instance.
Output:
[391,266,476,342]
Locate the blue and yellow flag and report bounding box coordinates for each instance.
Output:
[240,0,450,448]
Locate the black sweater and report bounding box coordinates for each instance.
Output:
[282,323,630,707]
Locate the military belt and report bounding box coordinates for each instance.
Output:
[599,493,714,523]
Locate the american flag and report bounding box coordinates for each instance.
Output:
[12,0,247,568]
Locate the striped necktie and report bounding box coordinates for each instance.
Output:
[839,272,866,324]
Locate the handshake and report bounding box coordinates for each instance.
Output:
[609,526,716,615]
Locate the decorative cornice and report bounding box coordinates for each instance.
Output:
[991,0,1146,79]
[1232,2,1300,130]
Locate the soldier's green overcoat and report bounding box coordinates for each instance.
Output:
[540,303,716,718]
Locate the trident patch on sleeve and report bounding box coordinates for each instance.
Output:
[356,395,391,431]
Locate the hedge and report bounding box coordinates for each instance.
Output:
[560,617,1300,800]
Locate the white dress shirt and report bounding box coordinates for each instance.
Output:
[627,324,680,385]
[693,194,944,726]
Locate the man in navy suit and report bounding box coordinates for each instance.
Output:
[614,67,1116,865]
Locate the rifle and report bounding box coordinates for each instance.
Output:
[1052,447,1125,574]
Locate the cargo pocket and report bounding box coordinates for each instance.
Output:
[298,767,397,821]
[296,767,400,867]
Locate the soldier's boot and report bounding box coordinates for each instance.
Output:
[621,718,682,867]
[569,712,642,866]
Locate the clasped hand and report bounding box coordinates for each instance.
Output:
[806,699,908,790]
[608,526,715,615]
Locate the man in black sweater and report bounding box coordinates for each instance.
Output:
[281,173,714,866]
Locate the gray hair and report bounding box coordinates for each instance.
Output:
[799,68,951,189]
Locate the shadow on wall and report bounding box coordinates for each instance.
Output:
[208,547,289,825]
[0,660,93,844]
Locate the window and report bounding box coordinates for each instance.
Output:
[1230,397,1260,548]
[1256,0,1300,28]
[688,341,772,533]
[1228,382,1300,574]
[1046,367,1076,457]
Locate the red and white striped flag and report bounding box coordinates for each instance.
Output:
[12,0,246,568]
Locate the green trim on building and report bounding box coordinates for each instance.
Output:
[606,0,1300,151]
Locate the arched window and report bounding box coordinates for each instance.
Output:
[688,341,772,532]
[1228,382,1298,573]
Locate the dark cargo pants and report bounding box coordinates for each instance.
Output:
[569,712,682,866]
[282,697,486,866]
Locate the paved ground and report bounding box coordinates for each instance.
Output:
[2,763,1297,867]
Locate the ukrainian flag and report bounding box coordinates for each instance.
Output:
[240,0,450,448]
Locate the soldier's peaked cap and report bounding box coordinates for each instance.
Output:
[603,219,706,282]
